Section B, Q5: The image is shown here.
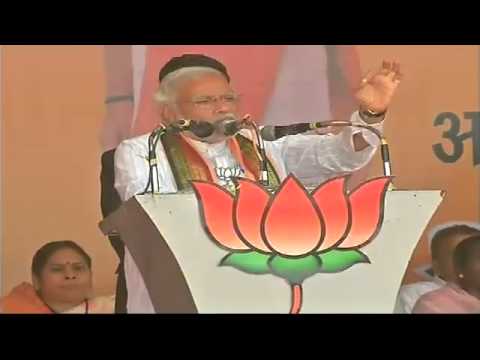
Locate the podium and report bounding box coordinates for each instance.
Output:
[100,178,443,314]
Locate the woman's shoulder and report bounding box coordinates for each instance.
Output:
[0,282,52,314]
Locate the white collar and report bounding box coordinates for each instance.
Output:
[187,137,229,157]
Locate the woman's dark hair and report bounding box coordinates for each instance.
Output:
[31,241,92,277]
[453,235,480,271]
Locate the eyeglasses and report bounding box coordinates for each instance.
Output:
[182,93,241,109]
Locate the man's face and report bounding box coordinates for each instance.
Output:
[173,72,241,143]
[433,233,474,282]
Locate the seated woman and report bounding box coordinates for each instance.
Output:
[1,241,115,314]
[413,235,480,313]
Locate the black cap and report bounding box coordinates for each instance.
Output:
[158,54,230,83]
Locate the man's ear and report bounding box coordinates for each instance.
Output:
[159,104,177,124]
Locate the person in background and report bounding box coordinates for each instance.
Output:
[394,223,480,313]
[413,235,480,313]
[0,241,115,314]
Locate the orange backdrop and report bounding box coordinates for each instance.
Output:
[1,45,478,297]
[2,46,116,296]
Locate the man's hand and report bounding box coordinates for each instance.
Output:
[355,60,403,114]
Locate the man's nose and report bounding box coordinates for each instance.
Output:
[213,100,232,114]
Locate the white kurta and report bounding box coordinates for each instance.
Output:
[114,111,383,313]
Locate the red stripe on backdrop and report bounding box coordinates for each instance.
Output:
[325,46,362,120]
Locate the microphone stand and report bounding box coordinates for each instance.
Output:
[243,118,270,187]
[141,124,167,195]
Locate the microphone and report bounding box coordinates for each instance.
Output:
[260,122,327,141]
[214,114,271,186]
[214,115,252,136]
[162,115,252,138]
[168,119,215,138]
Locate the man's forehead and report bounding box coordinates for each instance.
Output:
[179,74,233,96]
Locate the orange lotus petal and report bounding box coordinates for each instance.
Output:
[312,177,350,252]
[338,177,392,249]
[192,181,250,251]
[234,179,272,253]
[262,175,324,257]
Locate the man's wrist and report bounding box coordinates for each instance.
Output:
[358,108,386,124]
